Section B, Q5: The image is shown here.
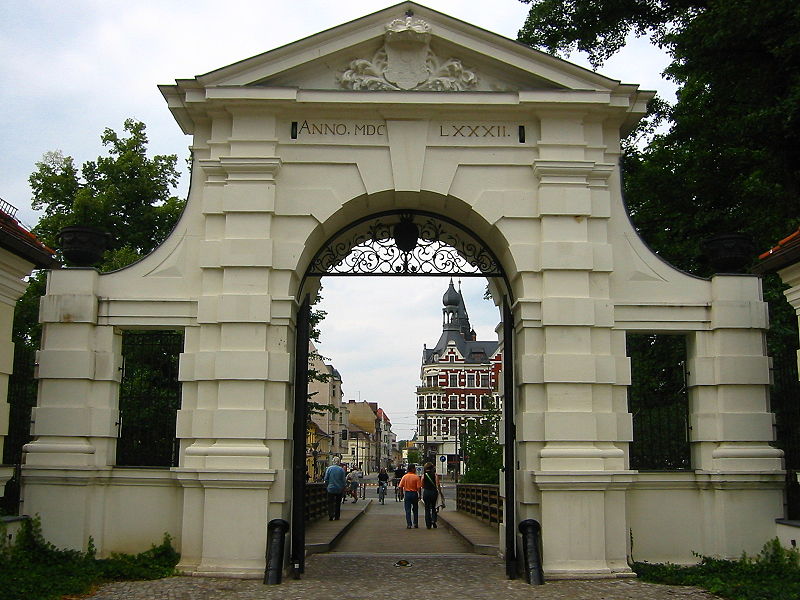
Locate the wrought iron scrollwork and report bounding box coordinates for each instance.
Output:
[307,211,502,277]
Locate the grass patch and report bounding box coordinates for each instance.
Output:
[0,517,179,600]
[633,538,800,600]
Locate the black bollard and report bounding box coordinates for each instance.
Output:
[518,519,544,585]
[264,518,290,585]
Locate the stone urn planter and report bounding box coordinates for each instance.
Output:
[56,225,111,267]
[701,233,755,274]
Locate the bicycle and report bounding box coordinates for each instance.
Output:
[377,481,387,504]
[395,482,404,503]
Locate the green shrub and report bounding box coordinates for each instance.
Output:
[634,538,800,600]
[0,517,179,600]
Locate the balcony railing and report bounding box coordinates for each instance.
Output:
[416,386,442,394]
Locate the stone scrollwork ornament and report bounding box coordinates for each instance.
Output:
[338,15,478,91]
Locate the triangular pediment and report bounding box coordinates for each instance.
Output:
[192,2,627,94]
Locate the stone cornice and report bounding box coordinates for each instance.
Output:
[198,157,282,180]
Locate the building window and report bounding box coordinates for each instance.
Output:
[467,395,476,410]
[467,374,475,387]
[449,373,458,387]
[480,374,489,388]
[449,395,457,410]
[426,397,432,409]
[418,397,424,409]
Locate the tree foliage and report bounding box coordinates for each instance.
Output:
[14,120,186,350]
[460,400,502,484]
[29,119,185,262]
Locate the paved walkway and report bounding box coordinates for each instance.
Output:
[85,486,717,599]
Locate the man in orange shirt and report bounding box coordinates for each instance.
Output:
[398,464,422,529]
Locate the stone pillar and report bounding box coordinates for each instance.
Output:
[173,110,288,576]
[22,268,122,550]
[686,274,784,556]
[525,112,633,577]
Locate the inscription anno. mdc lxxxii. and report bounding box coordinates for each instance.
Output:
[291,120,516,140]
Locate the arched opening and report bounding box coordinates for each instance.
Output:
[290,208,518,578]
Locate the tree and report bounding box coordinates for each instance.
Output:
[30,119,185,263]
[460,400,502,484]
[14,120,185,350]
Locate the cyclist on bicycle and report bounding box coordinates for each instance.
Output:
[377,467,389,504]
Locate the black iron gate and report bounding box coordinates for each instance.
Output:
[117,330,183,467]
[772,354,800,518]
[627,333,691,471]
[1,344,36,514]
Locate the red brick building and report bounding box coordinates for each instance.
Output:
[416,280,502,473]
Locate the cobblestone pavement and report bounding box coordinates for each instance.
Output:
[87,555,718,600]
[86,486,716,600]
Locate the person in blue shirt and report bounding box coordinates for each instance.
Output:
[323,456,346,520]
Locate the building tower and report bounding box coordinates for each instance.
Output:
[416,280,502,475]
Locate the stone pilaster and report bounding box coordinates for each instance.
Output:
[22,268,122,550]
[173,111,288,575]
[684,275,784,557]
[524,113,634,576]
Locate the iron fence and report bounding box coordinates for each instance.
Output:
[456,483,503,525]
[0,345,36,514]
[627,334,691,471]
[771,354,800,519]
[117,330,183,467]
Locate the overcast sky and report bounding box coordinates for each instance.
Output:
[1,1,677,439]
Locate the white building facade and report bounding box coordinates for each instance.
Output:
[18,3,785,580]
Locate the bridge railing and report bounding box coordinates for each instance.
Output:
[305,483,327,522]
[456,483,503,525]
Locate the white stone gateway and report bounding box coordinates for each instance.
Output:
[21,2,784,580]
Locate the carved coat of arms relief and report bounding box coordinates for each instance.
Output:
[337,15,478,92]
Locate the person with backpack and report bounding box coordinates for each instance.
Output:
[421,462,444,529]
[398,464,423,529]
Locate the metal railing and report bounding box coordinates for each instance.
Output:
[117,331,183,467]
[305,483,327,522]
[456,483,503,525]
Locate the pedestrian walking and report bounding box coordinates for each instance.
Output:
[323,456,346,520]
[346,465,361,503]
[421,462,444,529]
[398,463,422,529]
